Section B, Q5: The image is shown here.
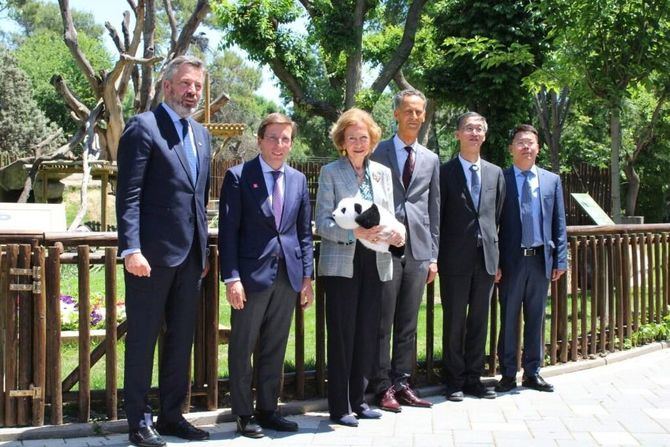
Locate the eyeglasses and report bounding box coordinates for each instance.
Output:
[512,139,537,147]
[461,125,486,134]
[264,136,292,145]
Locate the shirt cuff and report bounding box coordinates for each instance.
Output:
[121,248,141,258]
[224,277,241,284]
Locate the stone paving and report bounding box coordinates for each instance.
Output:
[2,346,670,447]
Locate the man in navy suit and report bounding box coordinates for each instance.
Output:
[495,124,567,394]
[116,55,211,447]
[218,113,314,438]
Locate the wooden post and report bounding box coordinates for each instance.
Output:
[631,234,640,335]
[0,250,6,425]
[425,281,435,381]
[46,246,62,425]
[4,245,19,426]
[622,234,631,341]
[17,244,32,426]
[614,235,624,351]
[32,246,46,426]
[570,237,579,361]
[104,247,118,420]
[558,267,569,363]
[205,245,219,410]
[597,236,607,354]
[77,246,91,422]
[607,236,616,352]
[101,172,109,231]
[640,234,648,325]
[647,234,655,323]
[579,236,588,358]
[654,234,662,322]
[295,294,305,400]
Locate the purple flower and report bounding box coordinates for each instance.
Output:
[60,295,76,305]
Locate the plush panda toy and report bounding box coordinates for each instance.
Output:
[332,196,405,257]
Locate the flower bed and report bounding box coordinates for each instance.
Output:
[60,294,126,330]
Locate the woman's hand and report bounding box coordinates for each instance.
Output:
[387,229,405,247]
[354,225,384,242]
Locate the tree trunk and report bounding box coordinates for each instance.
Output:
[549,90,560,173]
[623,161,640,216]
[610,107,622,222]
[419,99,436,148]
[344,0,365,109]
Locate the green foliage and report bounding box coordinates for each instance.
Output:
[426,0,548,166]
[6,0,104,39]
[630,311,670,346]
[0,48,62,156]
[15,30,112,135]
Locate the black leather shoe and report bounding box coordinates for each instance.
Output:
[255,411,299,432]
[445,389,464,402]
[495,376,518,393]
[155,418,209,441]
[522,374,554,392]
[236,415,264,438]
[129,426,166,447]
[463,382,497,399]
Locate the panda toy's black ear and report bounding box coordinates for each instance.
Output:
[355,203,381,229]
[354,203,362,215]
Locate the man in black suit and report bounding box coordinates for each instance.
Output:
[116,55,211,446]
[495,125,567,394]
[219,113,314,438]
[438,112,505,402]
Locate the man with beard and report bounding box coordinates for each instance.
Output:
[117,55,211,447]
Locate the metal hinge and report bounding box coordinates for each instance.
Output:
[9,282,41,293]
[9,266,41,279]
[8,385,42,399]
[8,266,42,293]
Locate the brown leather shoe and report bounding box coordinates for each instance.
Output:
[395,386,433,408]
[377,387,402,413]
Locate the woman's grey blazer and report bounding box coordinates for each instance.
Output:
[315,157,395,281]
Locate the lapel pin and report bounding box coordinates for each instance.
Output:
[252,183,259,189]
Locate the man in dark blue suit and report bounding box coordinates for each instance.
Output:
[218,113,314,438]
[495,124,567,394]
[116,56,211,447]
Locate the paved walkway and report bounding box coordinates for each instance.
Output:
[3,346,670,447]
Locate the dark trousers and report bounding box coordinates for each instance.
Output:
[440,248,494,390]
[324,243,382,418]
[228,260,296,417]
[124,244,202,429]
[497,253,551,377]
[373,250,428,393]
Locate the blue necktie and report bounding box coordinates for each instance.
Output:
[521,170,535,248]
[180,118,198,182]
[469,164,480,209]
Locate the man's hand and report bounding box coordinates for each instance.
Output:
[495,268,502,284]
[300,278,314,309]
[551,268,566,282]
[226,281,247,310]
[125,252,151,277]
[426,262,438,284]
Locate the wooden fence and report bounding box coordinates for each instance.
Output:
[1,224,669,427]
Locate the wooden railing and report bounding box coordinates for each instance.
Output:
[1,224,669,427]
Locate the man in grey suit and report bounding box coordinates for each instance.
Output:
[495,124,567,394]
[438,112,505,402]
[371,89,439,412]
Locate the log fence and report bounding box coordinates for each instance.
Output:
[0,224,669,427]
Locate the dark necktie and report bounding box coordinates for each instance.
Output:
[521,170,535,248]
[271,170,283,228]
[469,164,480,209]
[180,118,198,182]
[402,146,414,190]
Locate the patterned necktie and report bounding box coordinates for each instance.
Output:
[521,170,535,248]
[469,164,480,209]
[402,146,414,190]
[180,118,198,182]
[271,170,283,228]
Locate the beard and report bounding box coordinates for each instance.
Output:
[164,93,199,118]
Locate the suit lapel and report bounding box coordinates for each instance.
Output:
[278,167,294,231]
[246,157,273,219]
[454,158,477,213]
[537,167,550,239]
[505,167,521,225]
[190,118,208,185]
[335,158,360,198]
[156,105,196,188]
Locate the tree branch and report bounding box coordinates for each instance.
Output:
[393,69,414,90]
[344,0,366,108]
[105,22,125,53]
[50,74,91,122]
[370,0,429,94]
[162,0,178,53]
[268,59,340,122]
[192,91,230,122]
[297,0,316,18]
[57,0,102,95]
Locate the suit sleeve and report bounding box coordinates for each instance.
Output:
[218,169,242,281]
[495,167,506,226]
[297,174,314,278]
[428,155,441,261]
[552,176,568,270]
[116,116,152,253]
[314,166,352,243]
